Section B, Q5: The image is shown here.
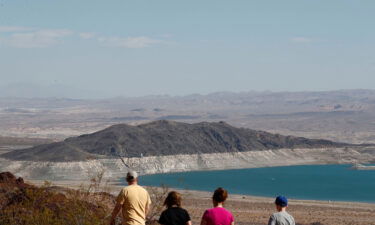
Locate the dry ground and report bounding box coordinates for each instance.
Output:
[183,195,375,225]
[172,188,375,225]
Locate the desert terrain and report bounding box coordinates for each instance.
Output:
[1,90,375,225]
[1,90,375,144]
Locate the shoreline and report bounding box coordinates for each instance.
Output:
[172,187,375,210]
[159,186,375,206]
[30,174,375,208]
[133,164,375,205]
[3,146,375,181]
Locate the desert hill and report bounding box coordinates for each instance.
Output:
[1,120,349,162]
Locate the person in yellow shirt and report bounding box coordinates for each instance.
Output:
[110,171,151,225]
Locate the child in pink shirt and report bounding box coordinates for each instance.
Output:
[200,188,234,225]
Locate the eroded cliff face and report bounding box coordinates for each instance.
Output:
[1,147,374,181]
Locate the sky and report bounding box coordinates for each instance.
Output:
[0,0,374,98]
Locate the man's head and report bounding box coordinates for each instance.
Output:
[275,195,288,211]
[126,171,138,184]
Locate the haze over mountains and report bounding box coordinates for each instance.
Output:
[1,120,347,162]
[0,82,107,99]
[1,89,375,144]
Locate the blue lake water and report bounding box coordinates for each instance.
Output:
[137,164,375,203]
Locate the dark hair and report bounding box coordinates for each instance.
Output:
[164,191,182,208]
[212,187,228,203]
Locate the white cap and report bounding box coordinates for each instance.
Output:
[126,171,138,180]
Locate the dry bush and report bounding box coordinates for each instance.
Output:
[0,170,115,225]
[146,184,169,225]
[0,171,173,225]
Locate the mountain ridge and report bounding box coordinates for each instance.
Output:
[1,120,349,162]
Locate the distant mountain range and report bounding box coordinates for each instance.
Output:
[1,120,349,162]
[0,82,108,99]
[0,136,52,146]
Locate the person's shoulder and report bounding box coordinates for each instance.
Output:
[116,187,129,199]
[166,207,187,212]
[270,212,279,218]
[180,207,189,213]
[283,211,295,220]
[223,207,232,212]
[272,211,294,220]
[122,185,137,194]
[178,207,191,220]
[132,184,147,191]
[119,186,129,193]
[174,207,189,214]
[123,185,132,190]
[160,208,168,215]
[202,207,213,216]
[223,207,234,218]
[122,185,143,194]
[125,184,142,191]
[129,185,150,198]
[280,211,293,216]
[218,207,233,215]
[136,185,150,194]
[272,211,285,217]
[158,209,167,223]
[206,207,231,214]
[205,207,215,213]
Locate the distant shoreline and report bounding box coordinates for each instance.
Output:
[30,177,375,208]
[136,164,375,205]
[26,163,375,206]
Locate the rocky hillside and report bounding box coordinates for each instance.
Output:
[0,171,114,225]
[1,120,347,162]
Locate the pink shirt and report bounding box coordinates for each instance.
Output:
[202,207,234,225]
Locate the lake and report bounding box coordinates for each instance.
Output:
[137,164,375,203]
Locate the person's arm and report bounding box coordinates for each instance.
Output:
[145,193,151,216]
[186,220,192,225]
[267,215,276,225]
[200,210,208,225]
[145,203,150,217]
[231,222,234,225]
[109,203,122,225]
[110,189,125,225]
[158,210,166,225]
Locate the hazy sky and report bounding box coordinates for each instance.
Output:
[0,0,374,97]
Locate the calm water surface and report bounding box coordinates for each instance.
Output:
[137,164,375,203]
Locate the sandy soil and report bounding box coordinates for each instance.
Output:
[30,179,375,225]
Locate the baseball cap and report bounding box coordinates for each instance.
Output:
[275,196,288,207]
[126,171,138,180]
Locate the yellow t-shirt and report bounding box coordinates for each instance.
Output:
[116,184,151,225]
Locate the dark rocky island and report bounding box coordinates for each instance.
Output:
[1,120,348,162]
